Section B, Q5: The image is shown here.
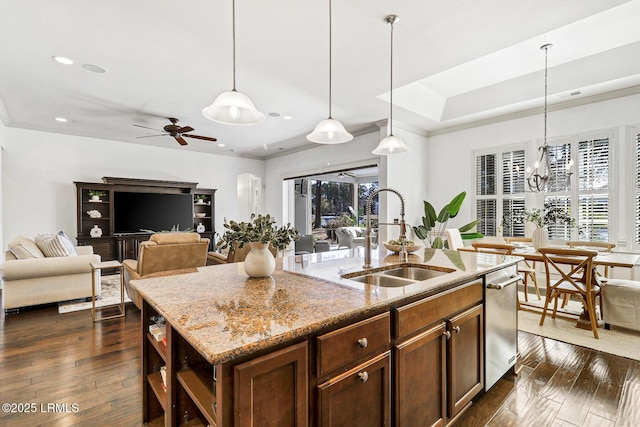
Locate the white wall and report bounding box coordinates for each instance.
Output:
[1,127,264,246]
[0,120,5,254]
[426,93,640,249]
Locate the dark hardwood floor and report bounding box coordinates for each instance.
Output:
[1,292,639,427]
[455,332,640,427]
[0,297,141,426]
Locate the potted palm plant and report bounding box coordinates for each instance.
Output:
[412,191,482,249]
[216,214,299,278]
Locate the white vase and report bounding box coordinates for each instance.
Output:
[91,195,100,202]
[90,224,103,238]
[244,242,276,278]
[196,223,205,233]
[532,227,548,250]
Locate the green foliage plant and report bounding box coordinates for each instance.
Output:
[194,194,208,202]
[503,202,576,229]
[88,190,106,197]
[413,191,481,249]
[215,213,299,251]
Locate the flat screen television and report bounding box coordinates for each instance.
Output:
[114,192,193,234]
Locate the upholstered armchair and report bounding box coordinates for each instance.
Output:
[208,243,276,265]
[335,227,366,249]
[123,232,209,309]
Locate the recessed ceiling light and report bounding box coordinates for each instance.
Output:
[52,56,73,65]
[218,143,226,147]
[55,117,68,123]
[282,115,293,120]
[82,63,107,74]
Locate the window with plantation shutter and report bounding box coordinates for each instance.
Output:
[476,199,496,236]
[474,148,526,237]
[544,195,572,240]
[476,154,496,196]
[634,129,640,246]
[546,143,572,192]
[502,149,526,237]
[502,198,525,237]
[577,137,609,241]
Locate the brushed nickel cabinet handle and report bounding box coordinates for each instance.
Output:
[358,371,369,383]
[453,326,461,334]
[443,331,451,339]
[357,338,368,348]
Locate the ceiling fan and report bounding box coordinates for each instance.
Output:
[133,118,217,146]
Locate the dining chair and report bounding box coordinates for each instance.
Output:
[504,237,541,302]
[471,242,515,254]
[445,228,465,250]
[538,248,602,339]
[566,241,616,278]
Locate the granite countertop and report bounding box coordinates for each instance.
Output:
[131,247,520,365]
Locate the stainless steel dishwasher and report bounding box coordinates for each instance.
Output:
[484,265,520,391]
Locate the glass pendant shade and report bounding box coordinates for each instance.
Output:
[202,90,265,125]
[307,0,352,144]
[373,15,407,156]
[372,134,408,155]
[307,118,353,144]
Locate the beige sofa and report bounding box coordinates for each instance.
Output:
[123,232,209,309]
[1,240,101,312]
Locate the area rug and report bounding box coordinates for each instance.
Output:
[517,292,640,361]
[58,274,130,314]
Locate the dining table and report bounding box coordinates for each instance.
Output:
[460,244,640,331]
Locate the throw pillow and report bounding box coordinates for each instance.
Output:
[8,236,46,259]
[35,232,78,257]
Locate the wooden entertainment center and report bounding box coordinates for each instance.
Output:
[75,177,216,262]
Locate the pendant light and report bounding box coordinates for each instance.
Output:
[307,0,353,144]
[373,15,408,156]
[526,43,573,191]
[202,0,265,125]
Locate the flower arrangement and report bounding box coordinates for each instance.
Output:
[502,202,576,229]
[215,213,299,251]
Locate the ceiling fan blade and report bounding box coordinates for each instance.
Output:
[183,134,218,142]
[136,133,169,138]
[177,126,194,133]
[175,136,188,146]
[133,124,163,132]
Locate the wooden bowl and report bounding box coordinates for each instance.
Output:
[382,241,422,253]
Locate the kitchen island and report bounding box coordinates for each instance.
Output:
[131,247,520,426]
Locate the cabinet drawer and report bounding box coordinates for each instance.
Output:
[317,312,390,378]
[395,279,482,339]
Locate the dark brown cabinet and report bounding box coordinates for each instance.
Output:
[75,178,216,261]
[138,276,494,426]
[234,341,308,427]
[394,280,484,426]
[395,323,447,427]
[316,312,391,427]
[447,304,484,418]
[317,351,391,427]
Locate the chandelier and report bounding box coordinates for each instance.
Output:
[526,43,573,192]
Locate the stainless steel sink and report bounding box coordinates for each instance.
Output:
[382,266,452,281]
[348,274,415,288]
